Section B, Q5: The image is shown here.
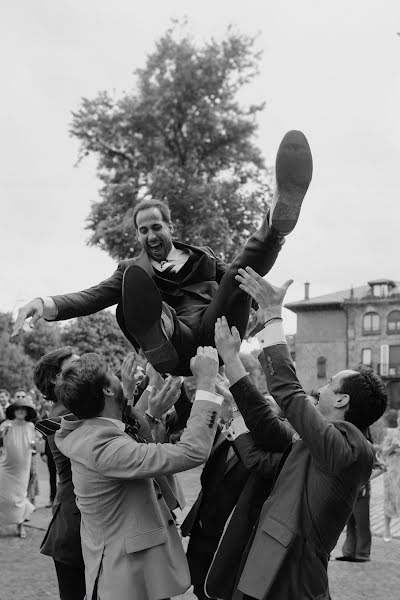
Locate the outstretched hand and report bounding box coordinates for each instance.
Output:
[121,352,138,403]
[235,267,293,321]
[12,298,44,337]
[148,376,182,420]
[190,346,219,384]
[215,316,241,365]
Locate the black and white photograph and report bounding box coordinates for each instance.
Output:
[1,1,400,599]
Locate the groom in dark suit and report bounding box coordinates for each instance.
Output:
[210,270,388,600]
[13,131,312,374]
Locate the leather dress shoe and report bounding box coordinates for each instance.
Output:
[122,265,179,373]
[269,130,313,236]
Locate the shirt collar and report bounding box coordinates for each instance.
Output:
[97,416,125,431]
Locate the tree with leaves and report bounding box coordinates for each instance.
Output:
[71,23,271,263]
[0,313,35,392]
[22,320,62,362]
[60,311,133,373]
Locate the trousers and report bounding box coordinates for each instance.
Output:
[54,559,86,600]
[342,494,371,559]
[169,215,283,373]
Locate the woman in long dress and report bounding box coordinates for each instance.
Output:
[381,410,400,541]
[0,397,37,538]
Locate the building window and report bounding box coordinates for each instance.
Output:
[363,312,380,334]
[387,310,400,334]
[389,345,400,376]
[361,348,372,366]
[373,284,389,297]
[317,356,327,379]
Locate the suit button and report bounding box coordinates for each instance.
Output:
[157,493,163,499]
[168,519,174,525]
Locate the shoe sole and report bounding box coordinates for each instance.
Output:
[270,130,313,235]
[122,265,179,373]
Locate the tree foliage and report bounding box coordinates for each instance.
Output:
[0,314,36,393]
[61,311,132,373]
[71,23,272,263]
[22,320,62,362]
[0,310,134,393]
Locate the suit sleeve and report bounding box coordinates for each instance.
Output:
[91,399,221,479]
[233,434,283,480]
[230,375,293,452]
[50,264,124,321]
[261,344,373,474]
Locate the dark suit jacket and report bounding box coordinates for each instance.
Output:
[229,345,374,600]
[205,436,282,600]
[49,242,227,348]
[36,403,84,567]
[181,428,249,539]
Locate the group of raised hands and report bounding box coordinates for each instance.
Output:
[189,267,293,384]
[119,268,293,422]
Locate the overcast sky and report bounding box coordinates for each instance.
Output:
[1,0,399,334]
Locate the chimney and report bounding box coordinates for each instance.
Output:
[350,285,354,299]
[304,282,310,300]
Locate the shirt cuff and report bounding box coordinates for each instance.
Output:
[195,390,223,406]
[41,297,58,320]
[222,415,250,440]
[256,320,286,348]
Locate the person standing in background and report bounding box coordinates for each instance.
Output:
[0,397,37,538]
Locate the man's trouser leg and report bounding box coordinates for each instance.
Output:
[354,495,371,559]
[186,526,219,600]
[198,214,284,344]
[342,513,356,558]
[54,560,86,600]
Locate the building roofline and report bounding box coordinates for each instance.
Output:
[285,301,344,313]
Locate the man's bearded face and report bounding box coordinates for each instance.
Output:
[136,207,173,262]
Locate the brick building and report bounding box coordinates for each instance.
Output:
[285,279,400,408]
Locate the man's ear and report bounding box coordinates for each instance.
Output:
[334,394,350,409]
[103,386,114,398]
[169,221,174,235]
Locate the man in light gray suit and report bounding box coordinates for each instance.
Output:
[54,346,222,600]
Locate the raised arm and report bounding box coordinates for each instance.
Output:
[88,347,223,479]
[214,317,293,451]
[222,415,283,479]
[235,267,372,474]
[12,264,123,336]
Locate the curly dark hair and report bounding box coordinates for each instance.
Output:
[55,353,110,419]
[34,347,76,402]
[339,369,388,431]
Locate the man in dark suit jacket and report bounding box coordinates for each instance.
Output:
[181,380,282,600]
[34,346,86,600]
[212,269,388,600]
[12,131,313,375]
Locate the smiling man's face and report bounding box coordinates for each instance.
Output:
[136,207,174,262]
